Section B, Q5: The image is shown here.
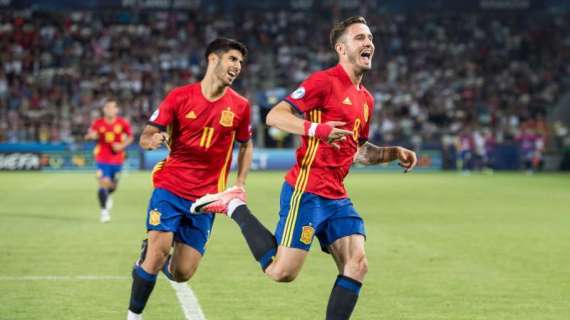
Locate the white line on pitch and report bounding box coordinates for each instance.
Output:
[0,275,129,281]
[169,279,207,320]
[1,275,207,319]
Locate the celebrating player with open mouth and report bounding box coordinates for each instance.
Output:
[193,17,417,320]
[126,38,253,320]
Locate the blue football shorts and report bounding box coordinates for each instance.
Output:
[96,162,122,181]
[145,188,215,255]
[274,182,366,253]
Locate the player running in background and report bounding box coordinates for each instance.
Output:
[192,17,417,320]
[517,127,544,173]
[126,38,252,320]
[85,98,133,223]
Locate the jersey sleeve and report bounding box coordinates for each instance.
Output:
[283,72,331,113]
[236,102,252,143]
[149,90,178,130]
[359,94,375,144]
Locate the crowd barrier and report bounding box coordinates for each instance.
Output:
[0,143,442,172]
[2,143,565,172]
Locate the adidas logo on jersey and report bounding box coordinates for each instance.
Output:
[342,97,352,105]
[186,111,197,119]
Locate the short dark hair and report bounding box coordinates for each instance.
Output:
[204,38,248,61]
[103,97,118,106]
[329,16,368,49]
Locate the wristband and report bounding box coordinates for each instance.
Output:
[303,121,332,141]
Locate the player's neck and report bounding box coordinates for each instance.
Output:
[104,116,116,123]
[339,62,363,89]
[200,75,228,102]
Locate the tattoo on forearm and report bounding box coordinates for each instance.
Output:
[355,143,398,165]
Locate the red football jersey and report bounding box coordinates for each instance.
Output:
[90,117,133,165]
[149,83,251,200]
[283,64,374,199]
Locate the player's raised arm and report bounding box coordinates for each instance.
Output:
[84,127,98,140]
[354,142,418,172]
[139,125,169,150]
[266,101,352,149]
[266,101,306,135]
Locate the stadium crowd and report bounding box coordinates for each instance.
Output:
[1,7,569,159]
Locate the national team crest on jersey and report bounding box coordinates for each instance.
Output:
[300,225,315,245]
[113,124,122,134]
[363,104,369,122]
[219,108,235,127]
[149,209,161,226]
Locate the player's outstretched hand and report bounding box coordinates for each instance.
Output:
[227,185,247,201]
[396,147,417,173]
[84,129,98,141]
[149,132,169,150]
[111,143,123,153]
[324,121,353,150]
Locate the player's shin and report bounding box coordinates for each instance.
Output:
[98,187,109,209]
[229,202,277,271]
[128,266,157,315]
[325,275,362,320]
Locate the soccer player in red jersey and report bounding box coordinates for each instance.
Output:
[85,98,133,223]
[126,38,252,320]
[193,17,417,319]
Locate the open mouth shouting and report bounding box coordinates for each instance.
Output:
[227,69,239,82]
[359,48,373,65]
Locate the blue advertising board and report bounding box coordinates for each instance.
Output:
[143,148,443,171]
[0,143,141,171]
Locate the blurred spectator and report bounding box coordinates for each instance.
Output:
[0,7,568,153]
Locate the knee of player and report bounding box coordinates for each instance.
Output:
[171,263,198,283]
[172,271,193,283]
[99,178,113,188]
[267,267,299,283]
[144,250,171,271]
[272,272,297,283]
[344,255,368,279]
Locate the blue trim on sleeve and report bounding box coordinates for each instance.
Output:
[283,98,303,114]
[135,265,157,282]
[259,247,277,270]
[335,275,362,294]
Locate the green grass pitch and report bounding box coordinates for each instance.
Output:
[1,171,569,319]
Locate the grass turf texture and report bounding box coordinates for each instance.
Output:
[0,171,569,319]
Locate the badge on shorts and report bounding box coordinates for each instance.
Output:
[219,108,235,127]
[149,209,161,226]
[300,225,315,245]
